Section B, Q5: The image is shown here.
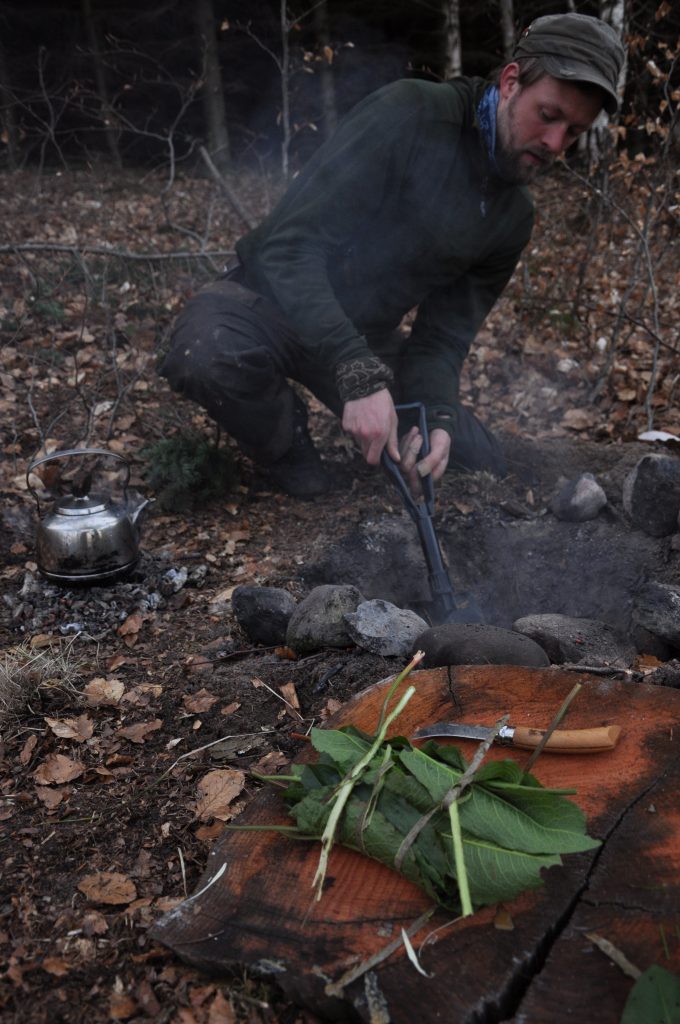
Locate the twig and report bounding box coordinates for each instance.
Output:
[311,652,423,900]
[325,907,435,998]
[0,242,235,261]
[199,146,257,230]
[586,932,641,980]
[524,683,582,775]
[394,714,508,873]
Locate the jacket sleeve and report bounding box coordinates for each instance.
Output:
[398,217,533,438]
[240,84,424,370]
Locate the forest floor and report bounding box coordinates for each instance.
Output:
[0,158,678,1024]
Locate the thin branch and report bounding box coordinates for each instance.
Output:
[0,243,235,261]
[199,146,257,230]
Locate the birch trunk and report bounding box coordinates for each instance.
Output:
[443,0,462,79]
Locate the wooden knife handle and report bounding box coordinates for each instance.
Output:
[512,725,621,753]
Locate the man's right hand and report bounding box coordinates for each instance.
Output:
[342,388,400,465]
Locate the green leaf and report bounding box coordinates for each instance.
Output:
[399,747,598,855]
[621,965,680,1024]
[455,834,563,906]
[310,727,371,771]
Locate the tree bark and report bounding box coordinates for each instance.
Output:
[581,0,627,164]
[443,0,462,80]
[80,0,122,168]
[194,0,231,171]
[0,37,19,168]
[314,0,337,140]
[499,0,515,61]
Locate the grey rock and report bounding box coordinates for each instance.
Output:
[549,473,607,522]
[623,454,680,537]
[632,582,680,648]
[160,566,188,595]
[414,623,550,668]
[643,659,680,689]
[232,585,296,645]
[512,613,636,667]
[286,584,364,652]
[344,600,429,657]
[629,622,674,660]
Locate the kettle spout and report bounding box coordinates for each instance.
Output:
[129,497,152,530]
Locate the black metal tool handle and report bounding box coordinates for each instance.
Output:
[381,403,459,622]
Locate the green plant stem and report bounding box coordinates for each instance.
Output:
[311,651,424,900]
[448,799,472,916]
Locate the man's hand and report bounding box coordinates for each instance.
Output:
[342,388,399,465]
[398,425,451,498]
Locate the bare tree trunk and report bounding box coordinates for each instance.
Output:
[0,37,18,168]
[314,0,337,140]
[80,0,122,168]
[195,0,231,171]
[581,0,627,163]
[499,0,515,61]
[443,0,462,79]
[280,0,292,179]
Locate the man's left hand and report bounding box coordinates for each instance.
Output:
[399,426,451,498]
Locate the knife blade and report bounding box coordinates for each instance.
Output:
[411,721,621,753]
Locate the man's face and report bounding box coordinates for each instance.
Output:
[495,66,603,184]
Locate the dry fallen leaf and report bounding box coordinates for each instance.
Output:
[195,821,225,842]
[320,698,343,720]
[252,750,288,773]
[78,871,138,906]
[561,408,599,431]
[33,753,85,785]
[183,688,219,714]
[35,786,66,809]
[121,683,163,706]
[117,719,162,744]
[41,957,71,977]
[109,991,138,1020]
[19,734,38,766]
[275,646,297,660]
[105,654,128,672]
[82,909,109,936]
[118,611,143,638]
[220,701,241,717]
[493,906,515,931]
[185,653,213,674]
[279,680,302,720]
[83,677,126,706]
[195,769,246,822]
[45,714,94,742]
[208,990,236,1024]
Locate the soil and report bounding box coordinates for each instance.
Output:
[0,165,677,1024]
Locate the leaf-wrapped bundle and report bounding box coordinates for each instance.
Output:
[282,726,599,912]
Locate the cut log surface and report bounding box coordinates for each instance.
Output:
[151,666,680,1023]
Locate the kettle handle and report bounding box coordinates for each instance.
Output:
[26,448,130,517]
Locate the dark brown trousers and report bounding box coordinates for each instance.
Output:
[159,268,507,474]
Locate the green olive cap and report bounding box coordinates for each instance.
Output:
[513,13,626,115]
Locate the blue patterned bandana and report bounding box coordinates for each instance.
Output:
[477,85,499,171]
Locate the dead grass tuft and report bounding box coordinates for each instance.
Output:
[0,635,91,730]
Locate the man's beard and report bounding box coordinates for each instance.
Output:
[495,96,555,185]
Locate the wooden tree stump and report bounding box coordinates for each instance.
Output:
[151,665,680,1022]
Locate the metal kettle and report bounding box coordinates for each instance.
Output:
[26,448,150,584]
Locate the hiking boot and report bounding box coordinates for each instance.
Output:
[263,402,330,498]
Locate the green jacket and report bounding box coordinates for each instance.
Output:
[237,76,534,431]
